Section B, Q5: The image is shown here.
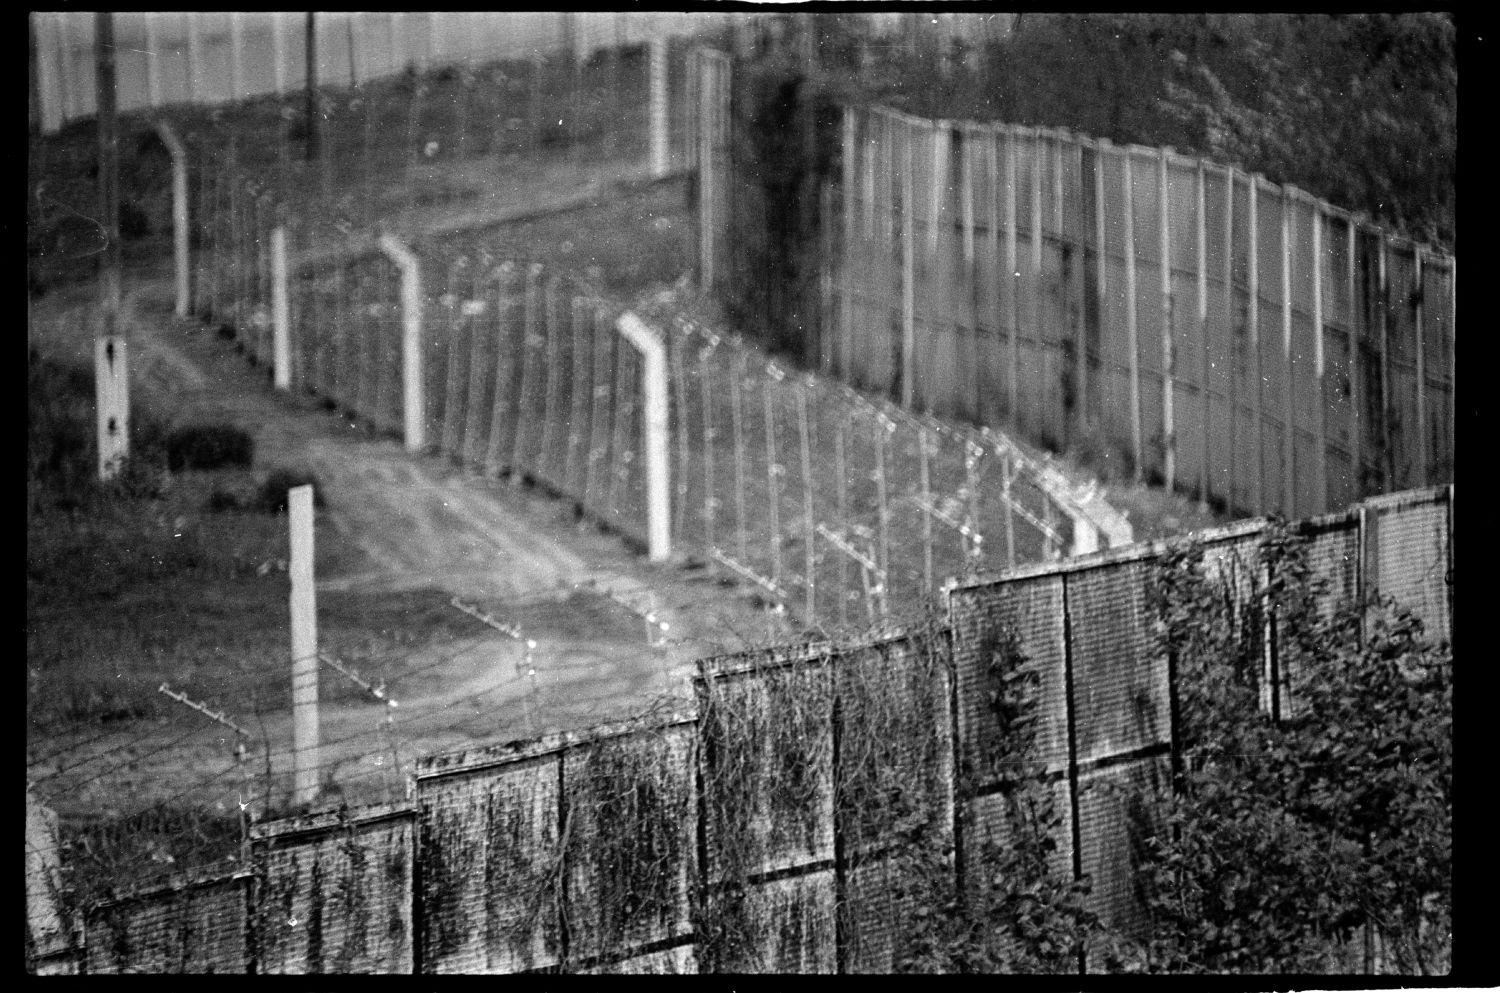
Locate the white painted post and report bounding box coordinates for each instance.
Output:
[1160,148,1175,492]
[289,484,319,807]
[378,233,426,452]
[94,336,129,480]
[272,226,291,390]
[617,312,672,562]
[153,121,190,318]
[649,36,668,178]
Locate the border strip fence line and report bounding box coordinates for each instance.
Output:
[36,485,1452,974]
[708,103,1457,523]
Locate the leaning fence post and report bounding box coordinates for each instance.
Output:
[377,232,425,452]
[617,312,672,562]
[272,226,291,390]
[289,484,320,807]
[154,120,190,318]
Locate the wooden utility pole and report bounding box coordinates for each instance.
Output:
[95,12,129,480]
[304,12,319,160]
[290,485,320,806]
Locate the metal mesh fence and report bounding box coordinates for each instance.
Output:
[36,486,1450,973]
[252,804,415,974]
[83,871,250,974]
[824,106,1455,519]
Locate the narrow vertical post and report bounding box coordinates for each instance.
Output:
[1160,148,1176,493]
[763,371,782,587]
[901,118,916,409]
[962,126,980,420]
[731,350,749,562]
[1311,203,1328,513]
[1092,140,1109,434]
[700,342,717,574]
[1122,151,1143,482]
[1248,175,1264,515]
[144,14,162,108]
[841,106,856,380]
[95,12,122,332]
[875,416,891,591]
[1030,131,1044,434]
[1413,248,1428,486]
[985,126,1002,426]
[1448,256,1456,482]
[94,337,129,480]
[289,484,320,807]
[1348,218,1364,499]
[304,13,319,161]
[797,380,816,622]
[1005,127,1020,421]
[1225,168,1237,513]
[1002,448,1016,568]
[272,226,291,390]
[1196,159,1210,508]
[1377,235,1392,491]
[649,37,668,178]
[919,427,933,592]
[617,313,672,562]
[377,233,425,452]
[95,13,128,481]
[1281,191,1296,516]
[154,121,190,318]
[834,413,849,628]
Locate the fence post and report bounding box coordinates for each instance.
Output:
[1311,201,1327,513]
[289,483,320,807]
[1159,148,1176,493]
[272,225,291,390]
[94,336,129,480]
[377,233,426,452]
[153,121,191,318]
[1122,151,1143,482]
[1281,189,1296,516]
[617,312,672,562]
[649,36,668,178]
[1005,126,1019,421]
[1377,233,1393,492]
[1248,174,1264,515]
[901,117,916,409]
[1196,159,1210,508]
[1413,248,1428,486]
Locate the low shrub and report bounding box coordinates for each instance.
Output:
[164,423,255,472]
[254,467,326,514]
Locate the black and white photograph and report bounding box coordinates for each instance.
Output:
[26,10,1458,977]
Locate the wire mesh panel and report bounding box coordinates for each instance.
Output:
[833,634,953,973]
[414,752,563,974]
[252,805,416,974]
[697,653,835,880]
[83,872,250,974]
[559,723,697,967]
[1075,753,1170,948]
[1066,558,1170,764]
[949,574,1070,782]
[1364,489,1451,644]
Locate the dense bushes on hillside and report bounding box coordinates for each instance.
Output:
[724,13,1456,359]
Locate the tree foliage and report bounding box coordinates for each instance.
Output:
[1128,527,1452,973]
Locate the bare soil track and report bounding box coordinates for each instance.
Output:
[27,258,793,824]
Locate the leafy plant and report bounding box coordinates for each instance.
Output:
[1126,525,1452,973]
[898,623,1097,973]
